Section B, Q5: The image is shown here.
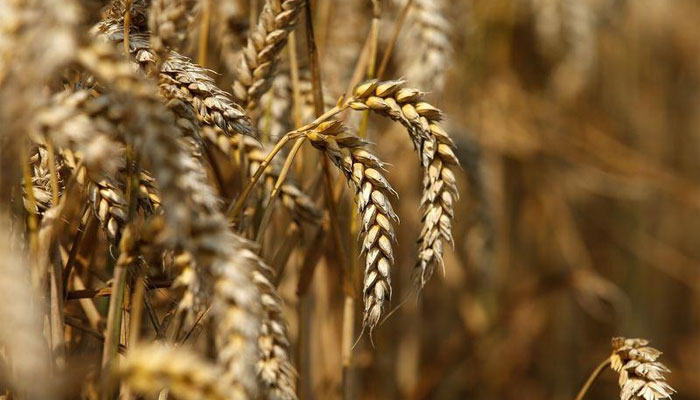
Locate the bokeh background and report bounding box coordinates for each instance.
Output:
[293,1,699,399]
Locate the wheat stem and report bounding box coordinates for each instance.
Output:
[575,357,611,400]
[256,137,306,245]
[45,140,60,206]
[226,133,293,222]
[198,0,212,66]
[377,0,414,79]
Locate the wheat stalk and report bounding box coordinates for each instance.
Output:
[232,0,305,111]
[119,343,243,400]
[611,337,675,400]
[348,79,459,288]
[305,120,399,332]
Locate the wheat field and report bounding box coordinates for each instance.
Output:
[0,0,697,399]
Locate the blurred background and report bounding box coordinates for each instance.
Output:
[290,0,700,399]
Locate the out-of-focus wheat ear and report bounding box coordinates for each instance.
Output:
[149,0,189,64]
[232,0,306,111]
[610,337,675,400]
[0,218,55,400]
[93,21,257,138]
[119,343,244,400]
[213,233,265,397]
[349,79,459,290]
[253,256,298,400]
[306,120,399,333]
[217,0,249,75]
[258,72,294,143]
[0,0,80,142]
[34,90,124,178]
[394,0,451,94]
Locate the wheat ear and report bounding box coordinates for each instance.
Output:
[349,79,459,289]
[94,21,256,138]
[611,337,675,400]
[394,0,451,93]
[232,0,305,111]
[119,343,243,400]
[306,120,399,332]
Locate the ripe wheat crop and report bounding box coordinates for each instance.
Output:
[0,0,694,399]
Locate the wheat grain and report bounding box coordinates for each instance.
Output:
[306,120,399,332]
[349,79,459,289]
[610,337,675,400]
[119,343,243,400]
[232,0,305,111]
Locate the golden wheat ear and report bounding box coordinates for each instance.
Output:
[305,120,399,333]
[349,79,459,289]
[611,337,675,400]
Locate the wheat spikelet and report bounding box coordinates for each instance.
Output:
[610,337,675,400]
[0,218,54,400]
[349,79,459,289]
[119,343,243,400]
[394,0,451,94]
[77,41,264,395]
[24,146,61,215]
[232,0,305,111]
[253,255,297,400]
[306,120,399,332]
